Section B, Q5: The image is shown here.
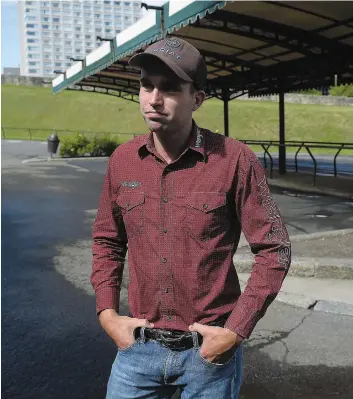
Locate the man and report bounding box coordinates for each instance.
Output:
[91,37,291,398]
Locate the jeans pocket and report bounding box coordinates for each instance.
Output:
[118,338,141,353]
[197,348,236,368]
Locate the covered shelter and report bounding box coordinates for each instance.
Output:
[53,1,353,174]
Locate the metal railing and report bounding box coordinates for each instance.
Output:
[240,140,353,185]
[1,126,138,141]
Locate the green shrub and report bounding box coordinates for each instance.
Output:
[59,133,119,157]
[59,132,90,157]
[329,84,353,97]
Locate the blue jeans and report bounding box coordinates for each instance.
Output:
[106,328,243,399]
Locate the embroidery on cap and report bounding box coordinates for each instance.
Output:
[195,128,203,148]
[120,181,141,188]
[165,38,181,48]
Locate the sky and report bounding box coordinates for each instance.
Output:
[1,0,20,71]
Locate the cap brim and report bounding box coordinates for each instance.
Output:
[129,52,193,83]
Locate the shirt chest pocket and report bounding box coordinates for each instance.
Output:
[116,192,145,239]
[185,192,229,242]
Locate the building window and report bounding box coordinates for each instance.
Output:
[28,69,38,73]
[43,46,52,52]
[28,61,39,66]
[26,1,33,5]
[27,31,36,36]
[85,35,91,39]
[66,63,72,67]
[55,47,61,52]
[52,2,60,7]
[28,53,40,59]
[43,39,50,44]
[42,1,50,6]
[124,16,131,21]
[104,14,111,19]
[52,10,60,15]
[44,53,51,59]
[75,34,81,39]
[116,29,121,33]
[104,1,111,4]
[44,62,52,67]
[53,32,61,38]
[53,17,60,22]
[63,3,70,8]
[75,27,81,32]
[42,31,51,37]
[114,1,121,5]
[26,16,38,21]
[42,24,49,29]
[105,21,111,26]
[124,2,130,5]
[44,69,52,74]
[105,29,112,34]
[27,38,38,43]
[41,17,49,22]
[95,13,101,18]
[65,40,72,45]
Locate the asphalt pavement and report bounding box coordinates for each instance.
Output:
[2,140,353,399]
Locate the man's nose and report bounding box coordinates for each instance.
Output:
[149,88,163,106]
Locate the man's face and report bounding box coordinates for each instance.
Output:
[139,62,204,133]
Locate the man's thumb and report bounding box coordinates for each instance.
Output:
[136,318,154,328]
[189,322,206,334]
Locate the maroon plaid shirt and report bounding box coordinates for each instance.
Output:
[91,123,291,338]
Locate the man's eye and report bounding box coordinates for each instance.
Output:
[142,83,153,91]
[162,84,179,92]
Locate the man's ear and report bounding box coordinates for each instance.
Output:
[192,90,206,112]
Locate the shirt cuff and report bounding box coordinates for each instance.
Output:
[95,286,120,315]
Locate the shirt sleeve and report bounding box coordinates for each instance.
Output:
[91,157,128,315]
[225,147,291,338]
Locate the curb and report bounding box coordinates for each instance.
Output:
[268,178,353,200]
[22,156,110,164]
[238,279,353,317]
[235,256,353,279]
[237,228,353,249]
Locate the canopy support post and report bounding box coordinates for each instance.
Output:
[222,87,230,137]
[279,87,286,175]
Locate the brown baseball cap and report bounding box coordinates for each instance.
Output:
[129,37,207,89]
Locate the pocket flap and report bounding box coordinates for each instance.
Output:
[116,192,145,210]
[186,192,226,213]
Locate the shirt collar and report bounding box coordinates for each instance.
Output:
[137,120,207,162]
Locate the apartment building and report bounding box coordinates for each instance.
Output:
[18,0,143,77]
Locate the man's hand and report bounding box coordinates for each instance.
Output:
[99,309,154,350]
[189,323,243,364]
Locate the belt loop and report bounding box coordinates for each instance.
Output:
[140,327,146,343]
[192,331,199,348]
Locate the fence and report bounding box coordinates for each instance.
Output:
[240,140,353,185]
[1,126,138,142]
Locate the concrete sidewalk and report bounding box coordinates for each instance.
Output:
[238,272,353,317]
[267,169,353,199]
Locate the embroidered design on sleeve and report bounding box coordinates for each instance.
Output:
[257,175,291,270]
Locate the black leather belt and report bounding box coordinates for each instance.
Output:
[134,314,229,351]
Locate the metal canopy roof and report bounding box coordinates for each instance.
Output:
[52,1,353,100]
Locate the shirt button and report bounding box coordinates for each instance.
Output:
[163,197,168,203]
[167,316,172,322]
[203,203,208,210]
[162,228,168,233]
[126,202,130,208]
[164,288,169,293]
[162,258,167,263]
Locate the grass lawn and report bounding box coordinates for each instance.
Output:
[2,84,353,155]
